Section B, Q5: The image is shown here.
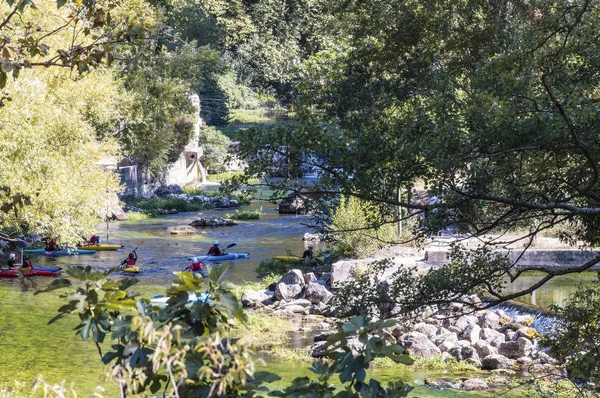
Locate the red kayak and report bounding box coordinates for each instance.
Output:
[0,268,62,278]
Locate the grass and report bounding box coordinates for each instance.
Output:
[128,197,211,214]
[232,275,280,299]
[220,109,296,139]
[125,211,150,221]
[227,209,262,220]
[233,312,296,350]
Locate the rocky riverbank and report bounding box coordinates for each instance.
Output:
[241,266,565,394]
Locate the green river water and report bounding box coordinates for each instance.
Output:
[0,199,591,397]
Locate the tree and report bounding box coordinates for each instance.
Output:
[231,0,600,307]
[0,67,122,244]
[0,0,157,104]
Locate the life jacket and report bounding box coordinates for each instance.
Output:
[48,241,57,250]
[208,246,220,256]
[89,236,97,244]
[126,258,136,266]
[189,262,203,271]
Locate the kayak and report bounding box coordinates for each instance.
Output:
[272,255,324,262]
[24,248,96,256]
[120,266,140,274]
[0,268,62,278]
[8,265,62,272]
[196,253,250,261]
[76,244,123,251]
[150,292,211,307]
[33,266,62,272]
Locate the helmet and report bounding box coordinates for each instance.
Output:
[8,253,15,259]
[128,253,135,259]
[308,244,314,249]
[213,240,219,246]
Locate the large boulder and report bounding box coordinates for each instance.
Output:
[399,332,442,357]
[480,328,506,347]
[189,217,237,227]
[432,332,458,347]
[462,378,489,391]
[481,354,515,370]
[461,324,481,344]
[278,193,308,214]
[279,299,312,308]
[498,337,533,359]
[155,184,183,196]
[479,311,501,330]
[472,340,498,358]
[445,315,478,331]
[303,283,333,305]
[279,269,306,287]
[241,290,274,308]
[275,283,303,301]
[412,322,438,339]
[449,345,480,362]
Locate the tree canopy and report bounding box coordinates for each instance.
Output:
[232,0,600,303]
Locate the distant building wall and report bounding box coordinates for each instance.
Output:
[117,93,205,197]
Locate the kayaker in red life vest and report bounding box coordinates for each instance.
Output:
[89,235,100,244]
[120,250,138,269]
[21,256,33,268]
[185,258,204,272]
[46,239,57,252]
[207,241,222,256]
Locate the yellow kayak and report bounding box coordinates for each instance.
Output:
[120,266,140,273]
[272,256,324,262]
[77,244,123,251]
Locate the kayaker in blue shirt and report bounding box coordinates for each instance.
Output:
[207,241,222,256]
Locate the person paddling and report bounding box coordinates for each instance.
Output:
[45,238,58,252]
[120,250,138,270]
[302,244,314,259]
[207,241,222,256]
[7,253,16,269]
[21,255,33,268]
[185,257,205,272]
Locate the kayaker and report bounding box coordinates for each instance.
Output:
[302,244,314,259]
[207,241,222,256]
[46,239,57,252]
[21,255,33,268]
[7,253,16,269]
[120,250,138,269]
[185,258,205,272]
[89,235,100,244]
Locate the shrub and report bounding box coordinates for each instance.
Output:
[128,197,210,213]
[227,209,262,220]
[329,196,397,258]
[124,211,150,221]
[256,258,327,278]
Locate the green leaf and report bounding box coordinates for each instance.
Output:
[253,371,281,383]
[56,0,68,8]
[35,278,72,294]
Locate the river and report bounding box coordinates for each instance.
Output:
[0,197,590,397]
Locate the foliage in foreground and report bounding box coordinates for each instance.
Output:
[541,280,600,395]
[35,264,413,397]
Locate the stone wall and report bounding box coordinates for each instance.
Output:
[424,249,600,271]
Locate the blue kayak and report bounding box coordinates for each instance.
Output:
[194,253,249,262]
[24,248,96,255]
[150,292,211,307]
[33,266,62,272]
